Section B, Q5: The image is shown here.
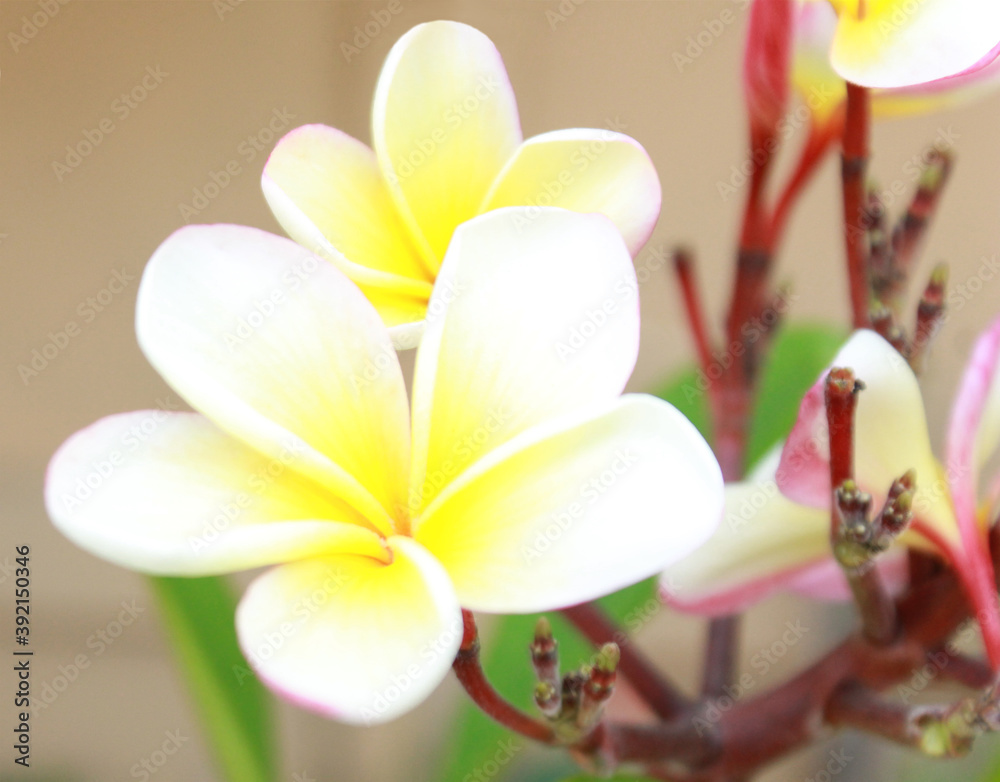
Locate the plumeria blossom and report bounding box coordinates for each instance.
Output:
[792,0,1000,121]
[822,0,1000,89]
[45,207,723,724]
[262,20,661,349]
[663,325,1000,666]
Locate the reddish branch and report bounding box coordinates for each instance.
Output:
[890,150,953,298]
[825,368,899,646]
[909,265,948,374]
[673,249,719,423]
[824,368,860,490]
[562,602,690,721]
[825,681,918,747]
[613,568,980,778]
[452,610,556,744]
[703,616,740,698]
[448,560,993,778]
[841,82,872,328]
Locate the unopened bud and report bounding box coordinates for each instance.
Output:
[595,643,620,674]
[534,681,560,718]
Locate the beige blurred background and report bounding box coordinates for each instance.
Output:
[4,1,1000,780]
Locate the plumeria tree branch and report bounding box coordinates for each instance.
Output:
[825,367,906,646]
[890,150,953,299]
[562,602,691,721]
[841,82,872,329]
[702,618,741,699]
[909,264,949,373]
[452,611,558,745]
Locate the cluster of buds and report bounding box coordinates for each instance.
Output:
[530,618,620,742]
[864,149,953,371]
[833,471,915,570]
[912,683,1000,758]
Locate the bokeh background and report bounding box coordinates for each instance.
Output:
[4,1,1000,780]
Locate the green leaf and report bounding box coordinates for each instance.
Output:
[148,576,276,782]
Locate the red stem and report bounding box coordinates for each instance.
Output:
[702,616,739,698]
[825,681,917,747]
[452,611,556,744]
[841,82,872,329]
[562,602,690,721]
[824,367,859,491]
[673,248,717,391]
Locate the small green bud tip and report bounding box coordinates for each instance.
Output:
[920,720,950,758]
[894,489,914,513]
[919,162,945,191]
[930,263,949,288]
[596,643,620,673]
[534,616,552,642]
[534,681,557,702]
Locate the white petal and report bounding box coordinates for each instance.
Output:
[830,0,1000,88]
[481,129,662,256]
[409,207,640,513]
[136,225,410,533]
[415,395,723,613]
[45,412,386,575]
[664,451,832,615]
[236,537,462,725]
[372,20,522,268]
[262,124,433,295]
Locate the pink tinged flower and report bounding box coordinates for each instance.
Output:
[744,0,795,137]
[261,21,662,349]
[792,0,850,125]
[45,208,723,724]
[825,0,1000,88]
[663,447,910,615]
[792,0,1000,120]
[663,326,1000,667]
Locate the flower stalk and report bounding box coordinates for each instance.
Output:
[562,602,690,721]
[842,82,872,328]
[452,611,557,744]
[825,367,900,645]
